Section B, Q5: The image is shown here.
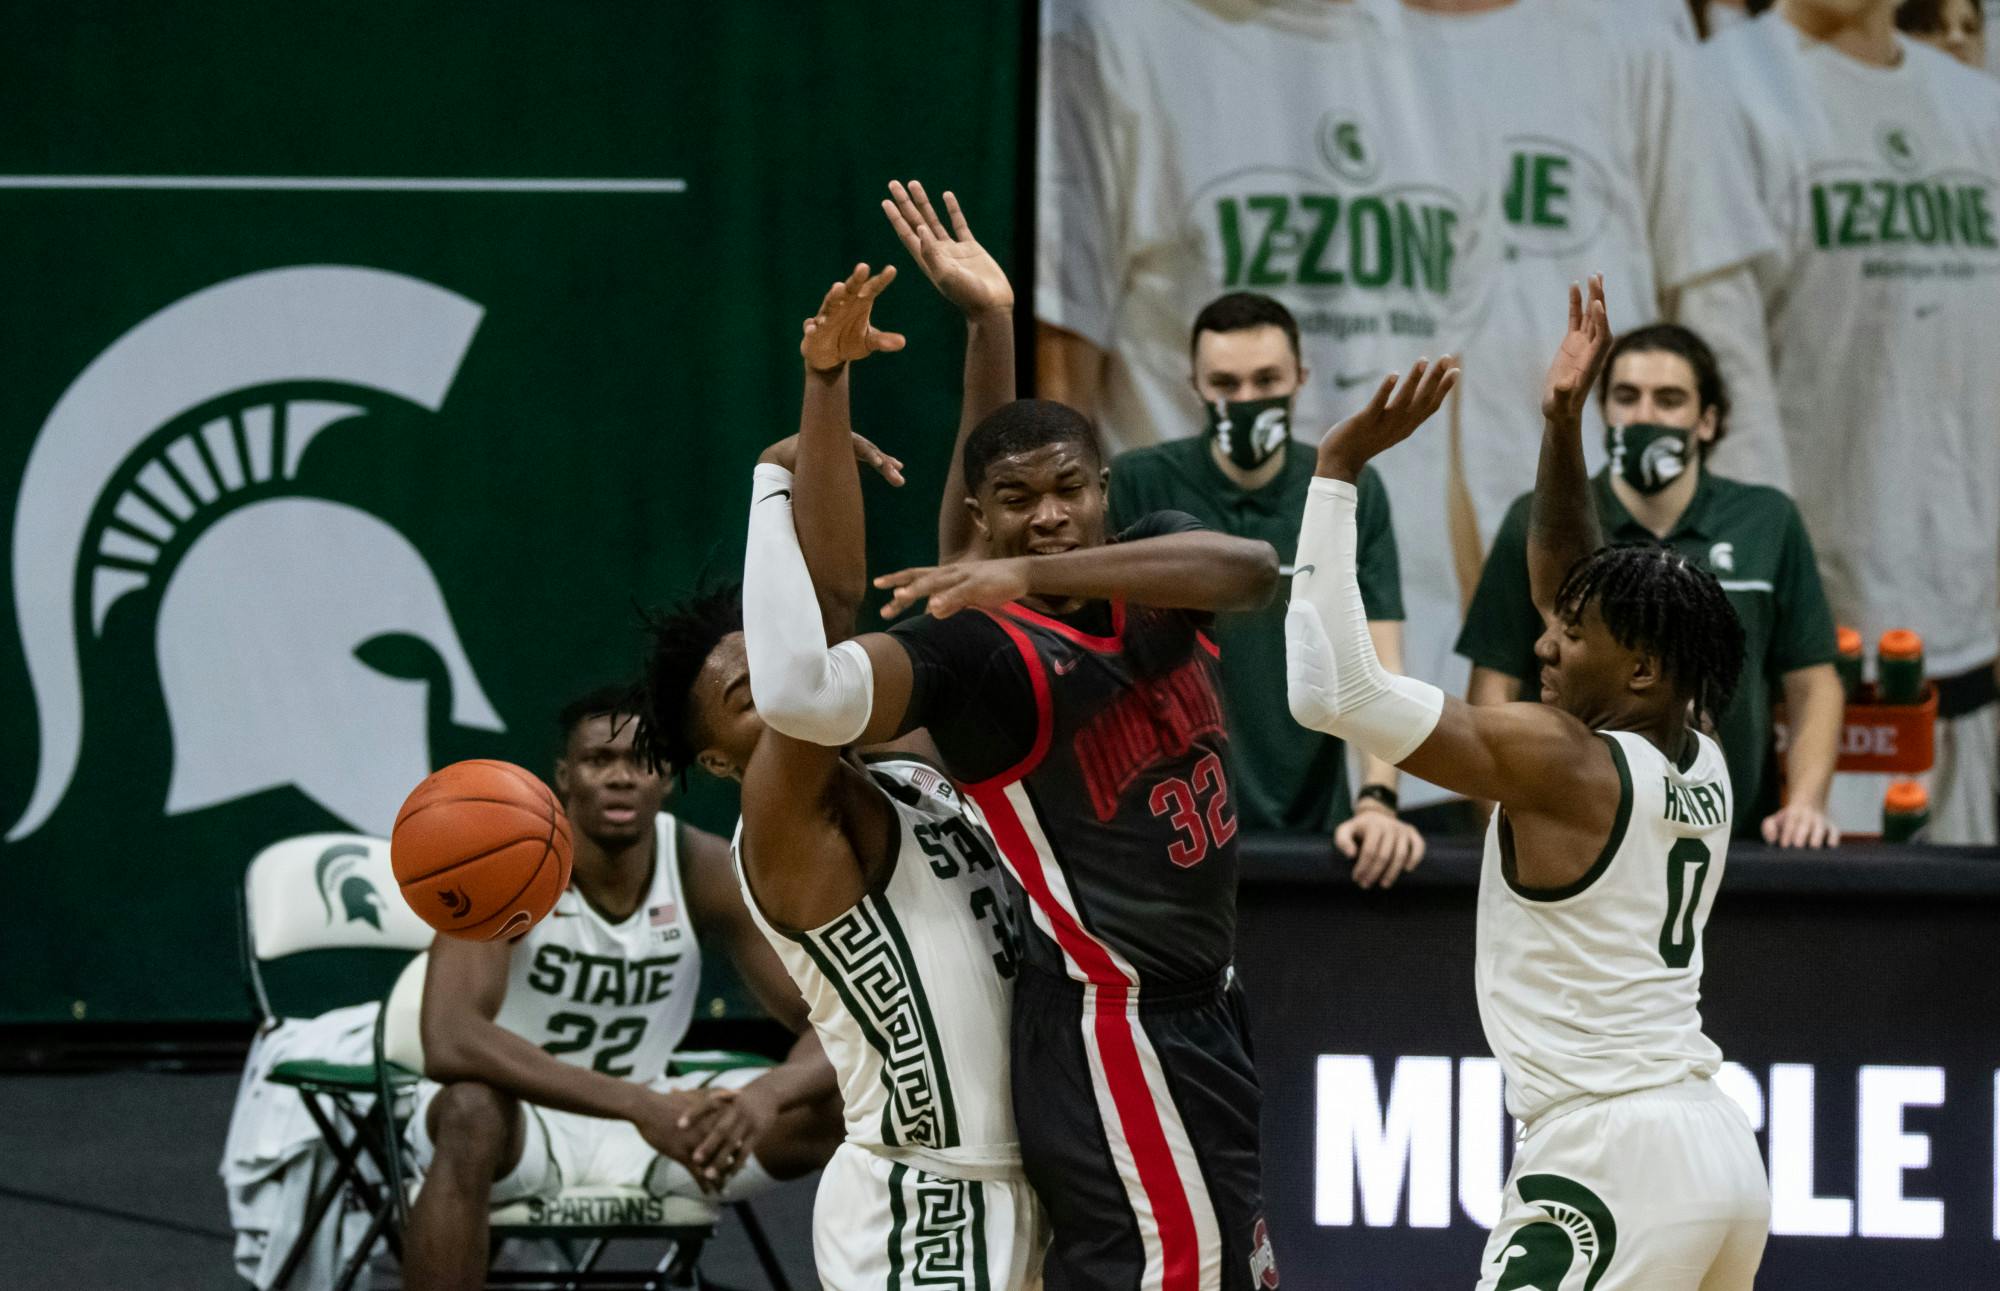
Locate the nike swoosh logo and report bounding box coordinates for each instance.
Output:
[759,489,792,503]
[1295,564,1316,578]
[1333,372,1379,390]
[1053,656,1079,676]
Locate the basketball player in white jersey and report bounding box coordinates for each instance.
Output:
[403,689,843,1291]
[634,259,1045,1287]
[1286,277,1770,1287]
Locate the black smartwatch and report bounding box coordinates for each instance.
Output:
[1354,784,1400,815]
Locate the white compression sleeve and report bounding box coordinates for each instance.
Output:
[1284,477,1444,764]
[741,463,874,748]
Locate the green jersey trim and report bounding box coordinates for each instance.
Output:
[887,1161,909,1290]
[789,892,960,1150]
[1502,733,1634,903]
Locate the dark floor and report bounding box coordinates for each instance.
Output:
[0,1070,818,1289]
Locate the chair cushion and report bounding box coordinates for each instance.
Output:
[268,1059,421,1091]
[666,1049,775,1076]
[489,1186,717,1230]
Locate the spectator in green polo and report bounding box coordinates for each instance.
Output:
[1107,292,1423,887]
[1457,322,1846,846]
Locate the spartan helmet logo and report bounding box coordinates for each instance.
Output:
[1491,1175,1619,1291]
[315,842,385,930]
[1877,124,1922,174]
[1318,113,1381,185]
[8,265,504,841]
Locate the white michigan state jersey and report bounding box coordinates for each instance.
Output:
[735,756,1021,1176]
[493,813,699,1082]
[1477,730,1730,1123]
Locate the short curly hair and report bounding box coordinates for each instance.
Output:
[1554,544,1746,729]
[631,583,743,778]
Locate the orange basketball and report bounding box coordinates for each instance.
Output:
[392,759,574,941]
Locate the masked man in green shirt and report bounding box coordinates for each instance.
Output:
[1457,322,1846,847]
[1108,292,1422,886]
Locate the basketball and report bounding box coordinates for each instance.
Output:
[391,760,574,942]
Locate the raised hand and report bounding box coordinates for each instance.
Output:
[1541,274,1612,426]
[1313,356,1460,481]
[874,557,1031,620]
[882,180,1014,316]
[801,263,907,372]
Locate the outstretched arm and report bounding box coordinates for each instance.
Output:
[874,531,1279,621]
[883,180,1016,562]
[1528,276,1612,617]
[1284,313,1624,867]
[741,270,908,929]
[790,263,907,635]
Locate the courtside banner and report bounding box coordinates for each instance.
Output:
[0,2,1020,1022]
[1236,868,2000,1286]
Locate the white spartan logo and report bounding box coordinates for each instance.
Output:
[8,265,504,841]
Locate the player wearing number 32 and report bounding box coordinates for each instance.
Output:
[749,182,1285,1290]
[1286,278,1771,1289]
[402,690,842,1291]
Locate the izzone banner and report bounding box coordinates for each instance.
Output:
[1234,848,2000,1288]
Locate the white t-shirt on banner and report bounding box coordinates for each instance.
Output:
[1037,0,1502,794]
[1704,18,2000,674]
[1398,0,1775,547]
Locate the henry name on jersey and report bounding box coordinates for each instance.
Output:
[1663,774,1731,829]
[1196,110,1473,343]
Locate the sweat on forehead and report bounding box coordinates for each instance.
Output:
[961,398,1103,493]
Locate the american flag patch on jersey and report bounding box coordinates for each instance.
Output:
[911,766,950,799]
[647,901,677,927]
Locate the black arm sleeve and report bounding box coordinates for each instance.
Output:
[889,612,1041,785]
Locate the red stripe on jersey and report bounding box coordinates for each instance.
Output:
[1196,630,1220,659]
[1091,984,1202,1291]
[960,611,1055,793]
[966,783,1129,987]
[1001,599,1126,653]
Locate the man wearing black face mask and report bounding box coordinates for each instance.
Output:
[1457,322,1846,848]
[1108,292,1423,887]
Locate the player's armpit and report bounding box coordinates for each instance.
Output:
[1397,696,1621,827]
[738,736,887,935]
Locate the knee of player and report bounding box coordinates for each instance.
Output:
[427,1080,520,1164]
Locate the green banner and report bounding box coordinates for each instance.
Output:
[0,2,1021,1022]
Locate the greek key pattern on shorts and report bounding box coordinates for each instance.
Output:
[801,897,957,1148]
[889,1163,986,1290]
[909,1176,973,1287]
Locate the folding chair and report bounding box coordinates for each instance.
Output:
[238,831,437,1290]
[374,955,794,1289]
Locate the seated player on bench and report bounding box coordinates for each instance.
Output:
[401,688,842,1291]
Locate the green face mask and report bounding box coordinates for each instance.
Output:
[1205,395,1291,471]
[1606,421,1693,496]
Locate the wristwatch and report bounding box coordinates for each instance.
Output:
[1354,784,1400,815]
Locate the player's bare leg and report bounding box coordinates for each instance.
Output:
[404,1080,528,1291]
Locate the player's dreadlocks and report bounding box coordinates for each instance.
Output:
[632,582,744,780]
[1553,544,1746,729]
